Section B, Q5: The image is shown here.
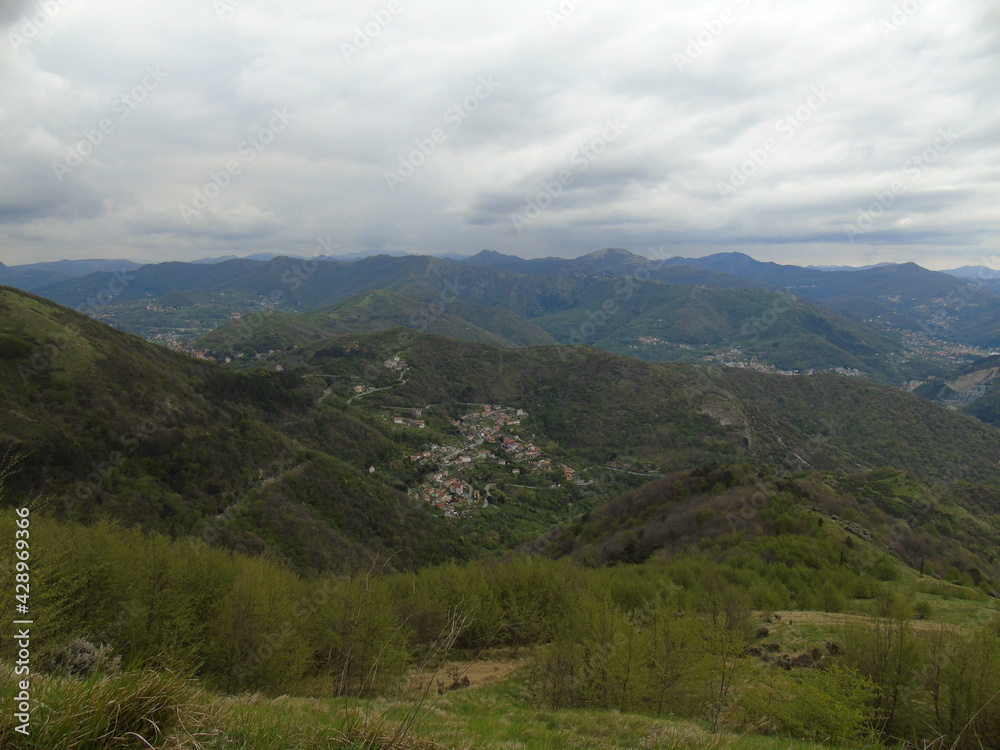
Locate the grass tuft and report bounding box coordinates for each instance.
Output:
[0,665,214,749]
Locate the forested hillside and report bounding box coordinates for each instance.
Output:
[0,287,471,571]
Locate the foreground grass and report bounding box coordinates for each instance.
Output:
[1,663,848,750]
[358,676,844,750]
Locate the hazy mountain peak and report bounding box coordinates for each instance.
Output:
[707,251,756,261]
[465,249,519,262]
[942,265,1000,280]
[665,251,762,268]
[808,262,897,271]
[580,247,645,262]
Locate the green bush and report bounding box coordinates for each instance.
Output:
[817,581,846,613]
[742,665,877,744]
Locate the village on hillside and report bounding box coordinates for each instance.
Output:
[401,404,583,518]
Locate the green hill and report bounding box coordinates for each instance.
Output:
[462,247,767,288]
[667,253,1000,343]
[0,286,471,572]
[296,329,1000,485]
[5,296,1000,749]
[530,463,1000,586]
[308,289,556,348]
[530,282,908,378]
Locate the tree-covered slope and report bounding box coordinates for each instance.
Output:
[287,329,1000,486]
[531,463,1000,587]
[665,252,1000,343]
[0,287,471,571]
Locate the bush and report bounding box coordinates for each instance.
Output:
[0,334,33,359]
[818,581,846,613]
[47,638,120,679]
[743,665,877,744]
[913,599,933,620]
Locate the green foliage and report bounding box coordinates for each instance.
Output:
[0,333,33,359]
[309,574,413,697]
[913,598,933,620]
[742,665,877,744]
[47,638,121,679]
[818,581,847,613]
[920,624,1000,748]
[4,503,1000,748]
[529,592,706,716]
[840,603,922,735]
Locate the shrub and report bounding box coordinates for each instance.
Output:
[743,665,877,744]
[47,638,121,679]
[818,581,846,613]
[913,599,933,620]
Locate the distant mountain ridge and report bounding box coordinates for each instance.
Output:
[129,253,911,381]
[17,247,1000,374]
[16,251,962,380]
[808,262,897,271]
[0,258,144,291]
[942,265,1000,280]
[662,252,1000,343]
[461,248,765,289]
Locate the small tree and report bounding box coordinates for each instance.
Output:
[841,596,920,736]
[818,580,847,613]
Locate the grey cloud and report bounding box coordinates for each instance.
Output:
[0,0,997,268]
[0,0,35,26]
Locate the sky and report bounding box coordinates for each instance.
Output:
[1,0,998,270]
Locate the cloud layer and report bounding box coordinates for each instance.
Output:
[1,0,998,268]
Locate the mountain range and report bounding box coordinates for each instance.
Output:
[9,248,994,385]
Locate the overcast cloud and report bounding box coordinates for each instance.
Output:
[1,0,998,268]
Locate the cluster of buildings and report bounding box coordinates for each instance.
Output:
[701,349,868,378]
[418,470,481,518]
[701,349,796,375]
[384,355,407,371]
[407,404,582,517]
[901,332,996,364]
[722,360,796,376]
[635,336,696,350]
[827,366,865,377]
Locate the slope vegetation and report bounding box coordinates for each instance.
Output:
[0,287,470,571]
